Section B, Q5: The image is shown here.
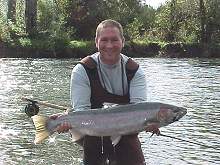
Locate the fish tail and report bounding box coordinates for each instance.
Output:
[32,115,50,144]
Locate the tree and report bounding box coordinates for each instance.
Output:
[64,0,142,40]
[154,0,202,43]
[167,0,177,41]
[7,0,17,23]
[154,0,180,42]
[25,0,37,36]
[199,0,207,43]
[206,0,220,43]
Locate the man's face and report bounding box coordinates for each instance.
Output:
[95,27,124,64]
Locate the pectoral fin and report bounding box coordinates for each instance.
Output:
[110,135,121,146]
[70,129,84,142]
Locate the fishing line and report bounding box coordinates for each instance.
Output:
[101,136,104,154]
[159,133,218,150]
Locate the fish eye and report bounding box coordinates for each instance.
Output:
[173,116,179,122]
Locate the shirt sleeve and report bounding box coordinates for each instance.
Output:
[129,66,147,103]
[70,64,91,111]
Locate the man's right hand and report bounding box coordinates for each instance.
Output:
[49,114,72,133]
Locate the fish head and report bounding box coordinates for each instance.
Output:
[157,104,187,126]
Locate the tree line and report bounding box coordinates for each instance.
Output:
[0,0,220,57]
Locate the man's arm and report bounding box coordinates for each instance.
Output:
[70,64,91,111]
[50,64,91,133]
[129,66,147,103]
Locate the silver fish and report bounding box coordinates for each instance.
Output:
[32,102,187,145]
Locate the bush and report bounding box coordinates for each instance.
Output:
[68,40,96,56]
[0,18,12,43]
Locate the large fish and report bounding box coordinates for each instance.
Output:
[32,102,187,145]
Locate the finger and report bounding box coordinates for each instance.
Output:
[57,122,72,133]
[152,128,160,136]
[156,129,160,135]
[50,115,58,120]
[50,113,63,120]
[62,123,71,132]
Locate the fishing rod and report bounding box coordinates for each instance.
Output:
[159,133,218,150]
[22,98,219,150]
[21,97,70,117]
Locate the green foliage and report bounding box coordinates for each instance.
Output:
[176,25,199,43]
[63,0,142,39]
[8,19,26,37]
[139,5,156,30]
[103,0,142,25]
[153,0,202,43]
[0,0,26,43]
[0,0,10,42]
[131,39,167,49]
[14,37,53,50]
[206,0,220,43]
[17,37,32,47]
[1,0,220,56]
[33,0,74,50]
[124,18,143,40]
[69,40,88,49]
[68,40,95,54]
[0,20,25,44]
[37,0,74,35]
[124,5,157,41]
[0,17,10,42]
[37,0,55,32]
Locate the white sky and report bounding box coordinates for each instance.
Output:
[142,0,168,8]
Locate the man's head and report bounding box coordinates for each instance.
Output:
[95,19,125,65]
[96,19,124,39]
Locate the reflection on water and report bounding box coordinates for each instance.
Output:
[0,58,219,164]
[139,58,220,165]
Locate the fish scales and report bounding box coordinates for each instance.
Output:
[70,110,157,136]
[32,102,187,144]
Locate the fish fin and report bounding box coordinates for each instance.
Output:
[110,135,121,146]
[32,115,50,144]
[70,129,84,142]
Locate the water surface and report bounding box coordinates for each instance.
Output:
[0,58,219,164]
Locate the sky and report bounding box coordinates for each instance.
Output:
[142,0,168,8]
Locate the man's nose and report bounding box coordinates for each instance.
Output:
[106,41,114,48]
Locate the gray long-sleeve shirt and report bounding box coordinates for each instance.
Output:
[70,52,147,111]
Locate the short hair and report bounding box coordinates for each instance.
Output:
[96,19,124,39]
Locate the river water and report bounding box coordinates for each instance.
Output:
[0,58,219,165]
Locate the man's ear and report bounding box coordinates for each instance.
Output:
[122,37,125,47]
[95,37,98,48]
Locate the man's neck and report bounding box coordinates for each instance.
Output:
[99,54,121,65]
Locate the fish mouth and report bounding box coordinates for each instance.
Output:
[173,107,187,122]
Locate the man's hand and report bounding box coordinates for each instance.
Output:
[145,124,160,136]
[49,114,72,133]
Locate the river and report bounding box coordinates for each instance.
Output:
[0,57,219,165]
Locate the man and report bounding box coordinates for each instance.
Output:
[58,19,148,165]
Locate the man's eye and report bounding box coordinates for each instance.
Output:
[101,38,108,42]
[112,39,119,42]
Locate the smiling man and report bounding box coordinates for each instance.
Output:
[71,19,147,165]
[58,19,148,165]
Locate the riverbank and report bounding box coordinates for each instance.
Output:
[0,40,219,58]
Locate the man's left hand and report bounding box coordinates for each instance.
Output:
[145,124,160,136]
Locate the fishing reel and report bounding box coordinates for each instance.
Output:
[24,101,39,117]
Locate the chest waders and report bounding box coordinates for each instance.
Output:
[79,56,146,165]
